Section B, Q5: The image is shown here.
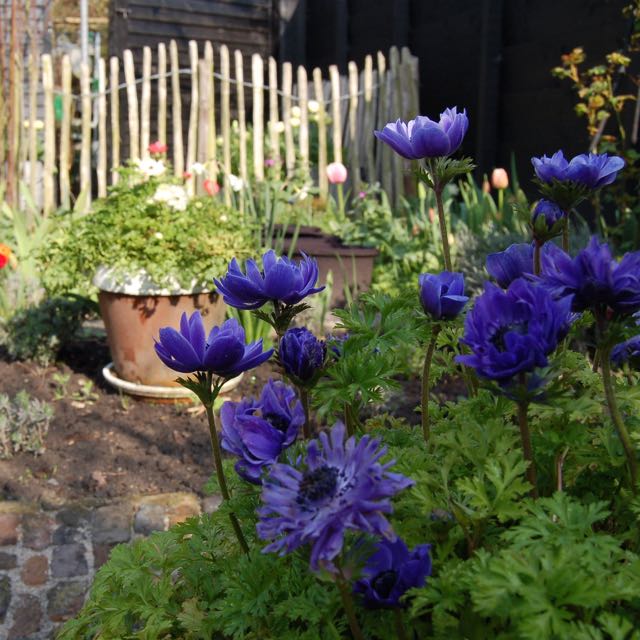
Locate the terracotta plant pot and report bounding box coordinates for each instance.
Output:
[98,288,226,387]
[280,225,379,307]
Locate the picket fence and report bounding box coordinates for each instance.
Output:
[3,40,420,214]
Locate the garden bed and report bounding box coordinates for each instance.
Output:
[0,335,275,506]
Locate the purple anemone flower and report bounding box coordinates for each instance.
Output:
[220,380,304,483]
[257,422,414,572]
[154,313,273,377]
[353,537,432,609]
[611,335,640,368]
[418,271,468,320]
[214,250,325,311]
[486,242,564,289]
[456,278,573,383]
[279,327,326,385]
[531,151,624,189]
[374,107,469,159]
[540,236,640,316]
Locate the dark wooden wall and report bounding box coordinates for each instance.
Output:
[108,0,274,152]
[282,0,631,187]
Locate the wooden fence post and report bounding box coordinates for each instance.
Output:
[157,43,167,145]
[268,56,281,174]
[123,49,140,161]
[169,40,183,176]
[219,44,231,203]
[80,62,92,211]
[140,46,152,158]
[97,58,107,198]
[204,41,216,185]
[348,60,360,193]
[109,56,121,184]
[185,40,199,195]
[363,54,375,183]
[297,65,309,178]
[235,49,247,187]
[252,54,265,181]
[329,65,342,164]
[282,62,294,176]
[313,67,328,197]
[41,54,55,216]
[27,52,38,199]
[60,54,72,207]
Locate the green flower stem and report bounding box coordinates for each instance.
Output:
[497,188,504,219]
[203,379,250,554]
[516,378,538,498]
[393,608,409,640]
[337,184,345,218]
[533,241,542,276]
[562,215,569,252]
[600,346,638,493]
[343,404,358,437]
[300,387,312,439]
[434,186,452,272]
[421,324,441,446]
[337,576,365,640]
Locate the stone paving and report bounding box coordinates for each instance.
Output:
[0,492,218,639]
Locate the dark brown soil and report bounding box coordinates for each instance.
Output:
[0,334,456,506]
[0,335,274,505]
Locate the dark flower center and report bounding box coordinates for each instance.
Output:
[297,465,339,504]
[490,322,528,351]
[263,412,290,433]
[372,570,398,599]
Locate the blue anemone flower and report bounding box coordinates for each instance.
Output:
[531,151,624,189]
[279,327,326,385]
[456,278,573,383]
[611,335,640,368]
[220,380,303,483]
[214,250,325,311]
[418,271,468,320]
[374,108,468,159]
[353,537,432,609]
[154,313,273,377]
[540,236,640,316]
[257,422,414,571]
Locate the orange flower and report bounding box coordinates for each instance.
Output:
[0,244,12,269]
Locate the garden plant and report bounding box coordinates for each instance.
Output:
[57,107,640,640]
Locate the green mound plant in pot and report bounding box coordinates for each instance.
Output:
[40,155,255,388]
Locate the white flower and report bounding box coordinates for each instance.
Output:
[154,232,164,240]
[228,174,244,192]
[219,214,228,222]
[273,121,285,134]
[134,158,166,178]
[290,116,300,128]
[190,162,206,176]
[296,188,308,202]
[291,105,301,118]
[152,184,189,211]
[308,100,320,114]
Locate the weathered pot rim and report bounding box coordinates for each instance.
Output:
[93,266,212,296]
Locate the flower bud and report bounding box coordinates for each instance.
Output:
[491,168,509,190]
[326,162,348,184]
[531,199,565,242]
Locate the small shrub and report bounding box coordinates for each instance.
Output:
[0,296,95,366]
[0,391,54,458]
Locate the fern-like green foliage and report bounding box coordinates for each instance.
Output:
[59,285,640,640]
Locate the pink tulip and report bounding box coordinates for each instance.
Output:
[149,140,168,154]
[204,179,220,196]
[326,162,348,184]
[491,168,509,190]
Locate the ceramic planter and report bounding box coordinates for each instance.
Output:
[280,226,379,307]
[94,268,226,387]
